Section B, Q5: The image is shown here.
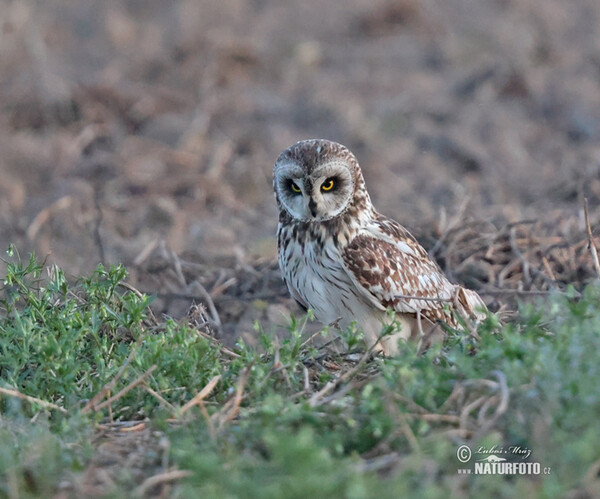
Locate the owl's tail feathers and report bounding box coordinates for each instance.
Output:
[455,286,488,322]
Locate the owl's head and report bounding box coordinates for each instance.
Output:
[273,139,370,222]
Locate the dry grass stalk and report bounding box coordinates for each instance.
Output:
[309,329,385,407]
[214,363,253,429]
[179,375,221,416]
[133,469,193,497]
[82,348,137,413]
[121,422,147,432]
[143,384,176,411]
[584,198,600,279]
[89,365,158,413]
[0,386,67,414]
[26,195,73,240]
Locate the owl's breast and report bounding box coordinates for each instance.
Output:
[277,223,372,325]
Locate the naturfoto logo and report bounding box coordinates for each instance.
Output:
[456,444,551,476]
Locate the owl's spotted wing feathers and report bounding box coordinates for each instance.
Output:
[342,215,481,325]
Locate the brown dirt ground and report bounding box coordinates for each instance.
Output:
[1,1,600,493]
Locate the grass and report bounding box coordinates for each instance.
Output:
[0,246,599,497]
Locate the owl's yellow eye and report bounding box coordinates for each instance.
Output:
[290,182,301,193]
[321,178,335,191]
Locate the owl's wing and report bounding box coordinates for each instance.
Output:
[341,214,476,322]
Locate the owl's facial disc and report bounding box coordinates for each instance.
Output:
[275,161,354,222]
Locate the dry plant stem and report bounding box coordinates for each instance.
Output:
[393,393,431,414]
[93,186,106,265]
[134,470,193,497]
[584,198,600,279]
[405,413,461,424]
[510,227,560,288]
[395,407,421,454]
[355,453,400,473]
[451,289,480,340]
[299,328,325,349]
[133,238,160,266]
[121,422,146,432]
[473,370,509,439]
[429,196,470,257]
[459,395,487,431]
[391,293,452,303]
[118,281,159,325]
[26,195,74,240]
[315,380,358,407]
[0,386,67,414]
[303,365,310,392]
[144,384,176,411]
[190,280,222,332]
[194,328,241,358]
[179,375,221,416]
[478,288,576,297]
[198,400,216,441]
[215,363,253,429]
[107,389,113,423]
[309,331,384,407]
[91,365,158,412]
[82,348,137,413]
[166,245,186,287]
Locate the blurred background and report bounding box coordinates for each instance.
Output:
[1,0,600,338]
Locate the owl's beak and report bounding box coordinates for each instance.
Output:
[308,197,318,218]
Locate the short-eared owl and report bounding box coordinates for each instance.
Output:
[273,139,486,355]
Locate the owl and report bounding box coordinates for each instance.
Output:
[273,139,487,355]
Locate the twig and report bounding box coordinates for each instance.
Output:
[473,370,509,438]
[452,287,480,340]
[390,293,452,304]
[26,195,73,240]
[430,195,470,257]
[355,453,400,473]
[93,187,106,265]
[144,385,176,411]
[509,227,559,288]
[107,389,113,423]
[477,289,570,297]
[189,280,222,333]
[121,422,146,432]
[198,400,216,440]
[459,395,487,431]
[179,375,221,416]
[194,328,241,358]
[303,365,310,392]
[397,409,421,454]
[299,329,325,350]
[133,239,160,266]
[215,363,253,429]
[82,348,136,413]
[0,386,67,414]
[90,365,158,413]
[134,469,192,497]
[584,198,600,279]
[405,413,461,423]
[309,329,384,407]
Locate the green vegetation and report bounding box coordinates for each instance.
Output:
[0,247,599,497]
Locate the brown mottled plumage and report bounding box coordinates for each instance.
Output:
[273,139,486,355]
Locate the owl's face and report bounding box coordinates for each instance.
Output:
[273,140,357,222]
